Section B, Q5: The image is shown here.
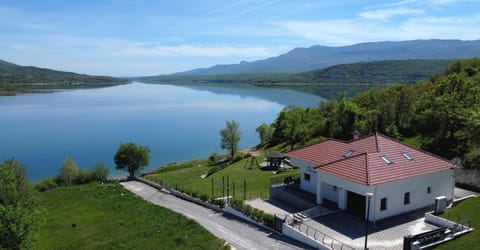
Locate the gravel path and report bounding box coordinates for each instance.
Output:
[121,181,311,250]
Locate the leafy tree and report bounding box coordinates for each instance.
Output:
[114,142,150,177]
[58,157,79,185]
[0,159,42,250]
[220,120,241,159]
[256,123,273,145]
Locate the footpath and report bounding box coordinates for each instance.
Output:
[121,181,311,250]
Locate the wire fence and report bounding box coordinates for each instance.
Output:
[144,175,269,201]
[285,216,355,250]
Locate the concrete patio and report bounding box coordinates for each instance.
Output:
[300,208,438,250]
[249,197,441,250]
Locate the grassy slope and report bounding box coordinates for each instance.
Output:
[145,154,300,200]
[37,182,227,250]
[437,197,480,250]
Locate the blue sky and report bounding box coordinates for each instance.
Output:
[1,0,479,76]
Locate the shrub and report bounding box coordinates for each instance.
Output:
[75,169,91,184]
[208,153,220,164]
[58,157,79,185]
[90,162,109,181]
[35,178,58,192]
[199,194,209,202]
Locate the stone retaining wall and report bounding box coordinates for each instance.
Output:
[455,169,480,190]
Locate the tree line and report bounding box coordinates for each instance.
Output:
[261,59,480,168]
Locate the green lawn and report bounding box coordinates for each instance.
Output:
[437,197,479,249]
[37,182,228,250]
[145,155,300,200]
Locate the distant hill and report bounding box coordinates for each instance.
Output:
[141,59,453,99]
[142,59,452,85]
[169,39,480,75]
[0,59,127,86]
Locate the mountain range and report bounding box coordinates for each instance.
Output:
[170,39,480,76]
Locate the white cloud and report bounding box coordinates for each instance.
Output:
[359,7,423,20]
[276,12,480,45]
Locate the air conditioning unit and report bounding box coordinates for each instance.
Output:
[434,196,447,214]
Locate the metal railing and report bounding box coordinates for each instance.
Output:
[285,216,355,250]
[270,173,301,187]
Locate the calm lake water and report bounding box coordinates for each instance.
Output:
[0,82,324,181]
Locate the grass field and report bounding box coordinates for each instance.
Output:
[37,182,228,250]
[145,153,300,200]
[437,197,479,250]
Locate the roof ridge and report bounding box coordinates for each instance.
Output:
[374,132,380,152]
[286,137,334,153]
[314,152,368,169]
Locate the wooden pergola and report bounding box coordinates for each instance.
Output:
[266,152,286,168]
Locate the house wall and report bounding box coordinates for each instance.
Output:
[318,169,454,221]
[321,182,338,203]
[290,158,317,194]
[371,169,454,221]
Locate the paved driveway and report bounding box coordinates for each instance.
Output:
[121,181,312,250]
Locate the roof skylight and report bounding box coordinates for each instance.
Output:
[402,152,414,161]
[381,155,393,165]
[343,149,354,158]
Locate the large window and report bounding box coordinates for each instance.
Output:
[304,173,311,182]
[404,192,410,205]
[380,198,387,211]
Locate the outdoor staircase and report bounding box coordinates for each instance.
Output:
[292,205,337,222]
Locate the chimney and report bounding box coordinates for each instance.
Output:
[353,131,360,140]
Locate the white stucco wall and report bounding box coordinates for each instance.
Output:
[290,158,317,194]
[370,169,454,221]
[317,169,454,221]
[321,182,338,203]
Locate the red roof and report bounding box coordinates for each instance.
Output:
[286,133,453,185]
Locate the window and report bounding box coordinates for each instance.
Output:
[402,152,414,161]
[380,198,387,211]
[343,149,354,158]
[332,186,337,192]
[404,192,410,205]
[304,173,311,182]
[381,155,393,164]
[427,187,431,194]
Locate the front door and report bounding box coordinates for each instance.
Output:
[347,191,366,218]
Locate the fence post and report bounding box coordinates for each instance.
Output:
[227,176,230,204]
[243,179,246,200]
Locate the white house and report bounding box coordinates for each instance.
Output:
[286,133,455,221]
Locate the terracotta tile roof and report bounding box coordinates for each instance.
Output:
[286,133,454,185]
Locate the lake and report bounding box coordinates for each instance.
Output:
[0,82,324,181]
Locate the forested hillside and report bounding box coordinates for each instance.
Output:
[0,59,127,93]
[267,59,480,168]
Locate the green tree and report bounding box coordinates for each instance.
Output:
[255,123,273,145]
[58,157,79,185]
[90,162,109,181]
[114,142,151,177]
[0,159,42,250]
[220,120,241,159]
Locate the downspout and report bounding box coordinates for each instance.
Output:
[374,184,378,223]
